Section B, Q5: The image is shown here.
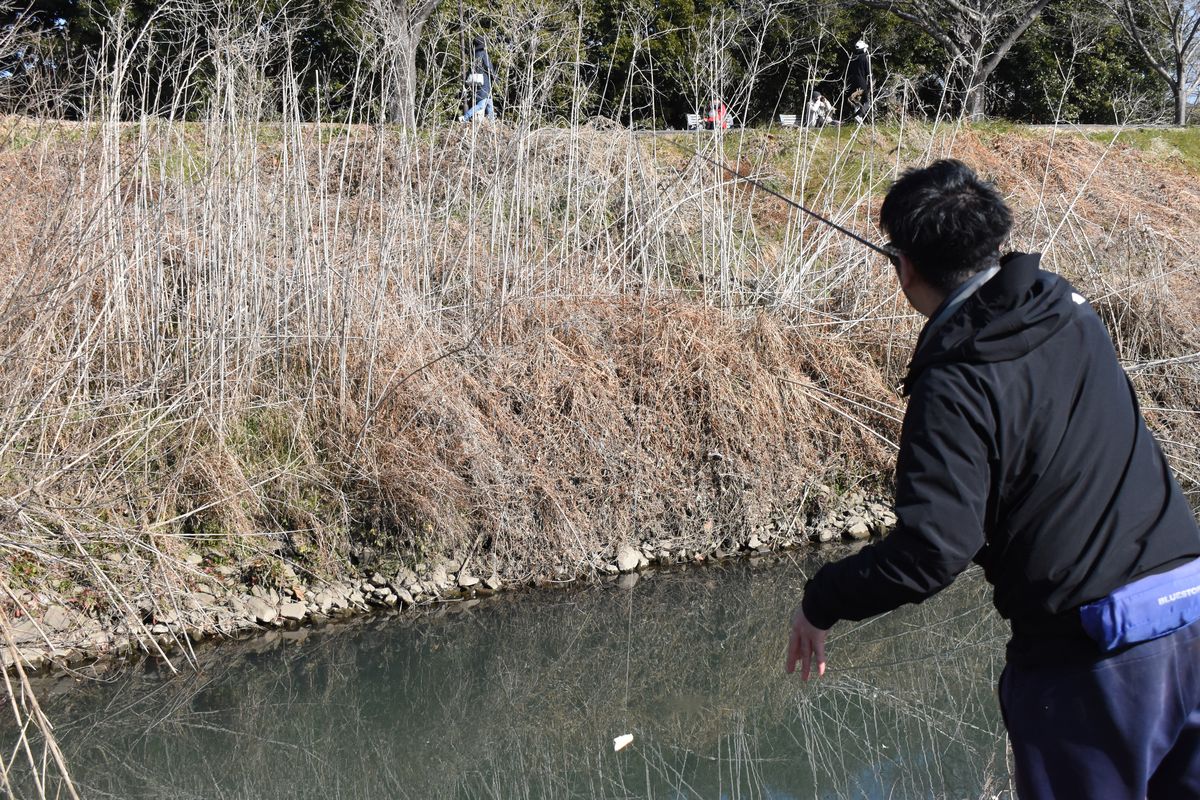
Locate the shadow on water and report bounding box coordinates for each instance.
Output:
[7,552,1012,799]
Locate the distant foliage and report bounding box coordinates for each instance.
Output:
[991,0,1171,123]
[0,0,1189,124]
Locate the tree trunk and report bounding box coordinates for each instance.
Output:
[384,30,421,129]
[861,0,1053,121]
[961,0,1054,120]
[374,0,440,130]
[1174,82,1187,126]
[965,77,988,119]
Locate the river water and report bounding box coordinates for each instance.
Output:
[15,552,1011,799]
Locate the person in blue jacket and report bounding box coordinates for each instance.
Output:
[786,159,1200,799]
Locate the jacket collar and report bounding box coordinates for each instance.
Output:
[902,252,1051,395]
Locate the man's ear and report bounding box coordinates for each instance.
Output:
[896,253,917,291]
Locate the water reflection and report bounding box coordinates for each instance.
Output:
[12,553,1011,799]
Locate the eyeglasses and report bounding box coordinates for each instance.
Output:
[883,241,901,270]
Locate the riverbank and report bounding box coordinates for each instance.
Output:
[2,488,895,674]
[1,117,1198,676]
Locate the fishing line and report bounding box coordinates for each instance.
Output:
[671,142,899,264]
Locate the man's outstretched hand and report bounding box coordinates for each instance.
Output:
[785,605,828,680]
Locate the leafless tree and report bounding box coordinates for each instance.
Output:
[362,0,442,128]
[861,0,1055,119]
[681,0,793,126]
[1102,0,1200,125]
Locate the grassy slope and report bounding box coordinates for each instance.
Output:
[1087,127,1200,174]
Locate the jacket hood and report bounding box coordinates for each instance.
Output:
[902,252,1075,395]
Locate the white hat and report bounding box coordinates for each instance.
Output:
[855,40,868,51]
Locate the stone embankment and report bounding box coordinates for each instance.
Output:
[2,493,895,675]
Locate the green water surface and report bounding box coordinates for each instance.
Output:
[14,553,1011,799]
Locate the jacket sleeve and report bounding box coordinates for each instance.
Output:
[801,368,993,630]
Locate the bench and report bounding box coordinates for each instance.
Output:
[685,113,704,130]
[779,114,798,127]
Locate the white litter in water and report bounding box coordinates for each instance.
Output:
[613,734,634,752]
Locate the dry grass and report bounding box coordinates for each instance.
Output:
[0,116,910,597]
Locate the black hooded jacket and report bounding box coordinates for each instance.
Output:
[801,253,1200,662]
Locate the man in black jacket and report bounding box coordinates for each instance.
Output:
[846,39,871,123]
[786,159,1200,799]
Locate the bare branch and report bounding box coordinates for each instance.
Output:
[863,0,1057,117]
[980,0,1055,75]
[1105,0,1199,122]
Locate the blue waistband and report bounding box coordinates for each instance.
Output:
[1080,558,1200,652]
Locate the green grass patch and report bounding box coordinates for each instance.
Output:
[1088,127,1200,176]
[3,126,39,152]
[151,147,209,183]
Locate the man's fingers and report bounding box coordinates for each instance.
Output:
[785,625,800,674]
[786,606,829,681]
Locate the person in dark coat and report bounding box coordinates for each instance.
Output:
[786,159,1200,799]
[846,39,871,123]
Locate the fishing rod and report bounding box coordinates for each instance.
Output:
[678,144,899,266]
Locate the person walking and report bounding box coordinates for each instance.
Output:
[462,36,495,122]
[786,159,1200,799]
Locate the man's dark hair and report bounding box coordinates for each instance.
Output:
[879,159,1013,293]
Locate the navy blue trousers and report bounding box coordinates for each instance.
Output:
[1000,620,1200,799]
